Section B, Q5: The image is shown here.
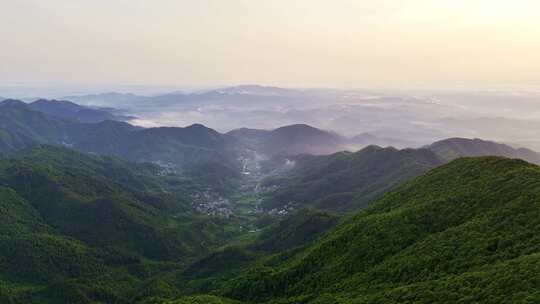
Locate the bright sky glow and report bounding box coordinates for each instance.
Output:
[1,0,539,88]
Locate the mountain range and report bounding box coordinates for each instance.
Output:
[212,157,540,303]
[427,137,540,164]
[28,99,134,123]
[257,136,540,212]
[1,96,540,303]
[4,96,540,202]
[261,146,444,212]
[63,85,304,107]
[0,145,244,303]
[53,85,540,152]
[0,99,240,173]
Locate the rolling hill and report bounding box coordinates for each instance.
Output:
[427,137,540,165]
[0,146,244,303]
[28,99,133,123]
[70,123,239,171]
[2,99,540,303]
[228,124,347,156]
[217,157,540,303]
[260,137,540,212]
[0,100,241,171]
[262,124,345,156]
[261,146,444,212]
[0,99,71,147]
[5,154,540,303]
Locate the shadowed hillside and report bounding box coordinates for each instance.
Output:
[427,137,540,164]
[261,146,444,212]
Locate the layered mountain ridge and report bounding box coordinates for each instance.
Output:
[1,96,540,303]
[0,99,240,171]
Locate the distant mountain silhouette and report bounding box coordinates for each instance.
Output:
[62,92,146,106]
[427,137,540,165]
[226,127,270,139]
[350,132,417,148]
[62,85,306,109]
[263,124,345,155]
[207,85,303,97]
[229,124,347,156]
[29,99,133,123]
[0,100,240,170]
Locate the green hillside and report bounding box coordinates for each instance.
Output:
[2,139,540,303]
[166,209,340,297]
[144,295,240,304]
[262,146,443,211]
[219,157,540,303]
[0,146,245,303]
[0,100,70,149]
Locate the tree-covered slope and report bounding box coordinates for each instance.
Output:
[251,209,340,254]
[154,295,240,304]
[220,157,540,303]
[262,146,444,212]
[0,145,241,260]
[167,209,337,280]
[0,146,246,303]
[0,100,71,149]
[73,124,239,170]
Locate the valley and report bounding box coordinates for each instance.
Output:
[1,97,540,303]
[3,2,540,302]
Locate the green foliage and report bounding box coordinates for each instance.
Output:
[221,157,540,303]
[263,146,443,212]
[165,209,340,297]
[252,209,340,253]
[0,234,103,283]
[2,142,540,304]
[0,187,49,234]
[0,146,245,303]
[150,295,240,304]
[0,100,70,148]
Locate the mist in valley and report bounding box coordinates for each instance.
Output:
[36,85,539,152]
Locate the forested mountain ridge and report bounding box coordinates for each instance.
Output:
[0,99,71,147]
[427,137,540,164]
[2,98,540,303]
[0,146,240,259]
[0,146,245,303]
[0,99,241,171]
[4,97,540,174]
[215,157,540,303]
[0,142,539,303]
[260,137,540,212]
[70,123,239,171]
[261,146,444,212]
[28,99,133,123]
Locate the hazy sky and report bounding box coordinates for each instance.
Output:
[1,0,539,89]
